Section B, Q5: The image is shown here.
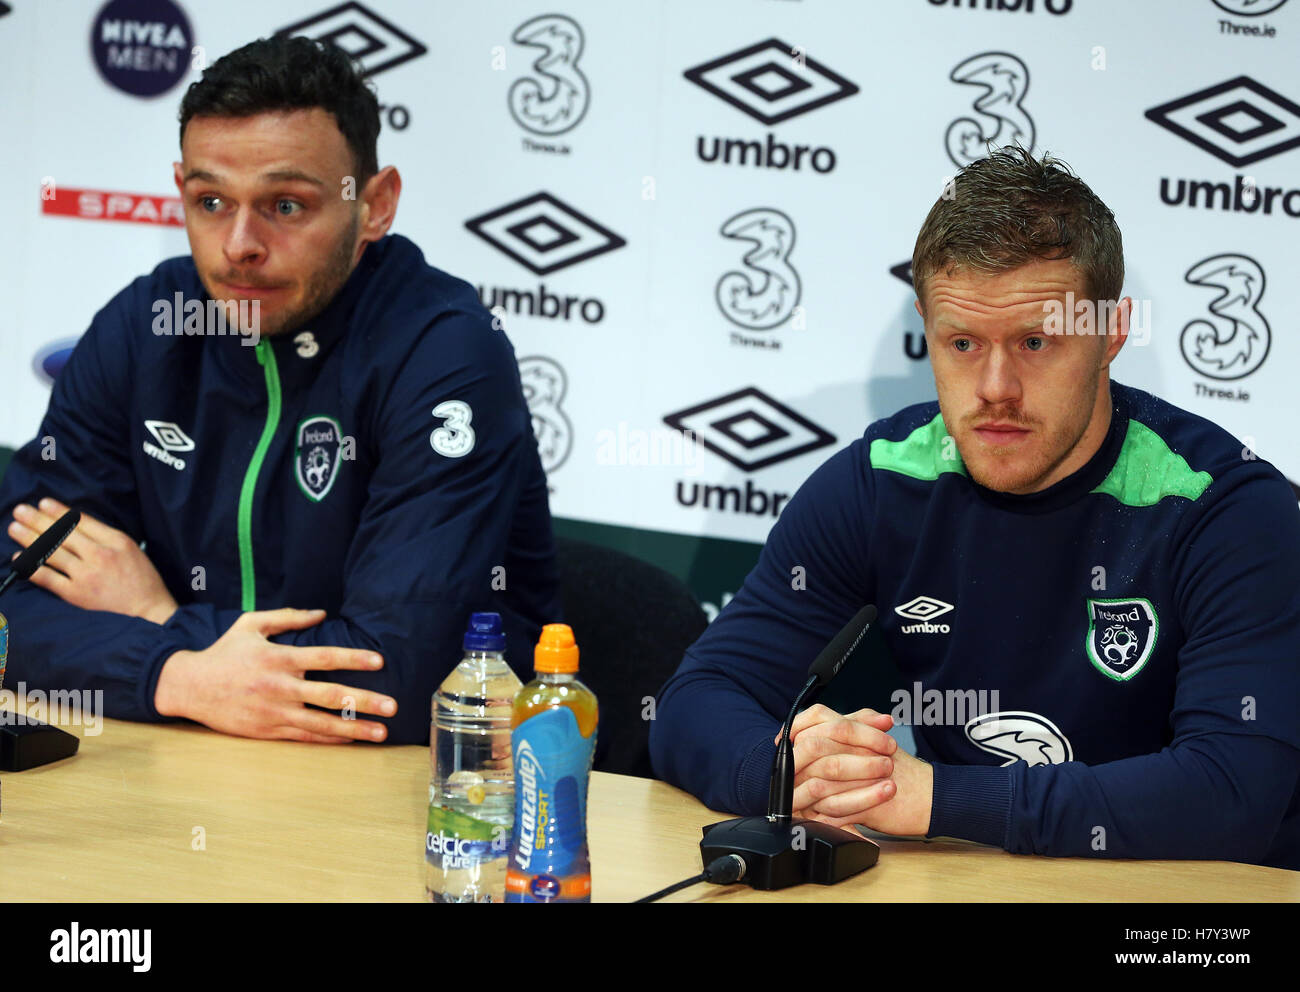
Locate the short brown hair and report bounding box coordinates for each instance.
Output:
[912,145,1123,310]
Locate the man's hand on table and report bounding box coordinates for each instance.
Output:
[775,703,933,836]
[7,497,178,624]
[154,608,397,744]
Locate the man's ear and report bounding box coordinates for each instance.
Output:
[357,166,401,245]
[173,161,184,196]
[914,298,924,320]
[1103,296,1131,367]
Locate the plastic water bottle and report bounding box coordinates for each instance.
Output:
[505,623,599,903]
[425,612,522,903]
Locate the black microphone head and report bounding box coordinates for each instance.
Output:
[11,509,80,579]
[807,604,877,687]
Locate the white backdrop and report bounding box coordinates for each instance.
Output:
[2,0,1297,555]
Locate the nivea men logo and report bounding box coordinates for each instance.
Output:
[895,595,954,634]
[295,416,343,502]
[468,192,624,324]
[1085,598,1158,681]
[1213,0,1288,15]
[665,388,835,518]
[508,13,588,149]
[945,52,1035,167]
[1180,254,1270,381]
[275,2,426,77]
[965,711,1073,766]
[91,0,193,98]
[142,419,193,471]
[519,356,573,475]
[686,38,858,174]
[716,208,800,349]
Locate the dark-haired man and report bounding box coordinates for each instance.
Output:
[651,147,1300,868]
[0,37,560,744]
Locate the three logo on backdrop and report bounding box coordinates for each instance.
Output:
[1179,253,1271,391]
[90,0,193,98]
[715,209,802,348]
[944,52,1035,168]
[663,388,835,518]
[508,13,589,152]
[274,2,426,132]
[518,356,573,479]
[466,192,625,324]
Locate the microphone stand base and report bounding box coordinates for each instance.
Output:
[700,816,880,891]
[0,719,80,772]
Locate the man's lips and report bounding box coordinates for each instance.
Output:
[221,281,287,295]
[973,423,1031,443]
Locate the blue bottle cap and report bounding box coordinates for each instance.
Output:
[464,612,507,652]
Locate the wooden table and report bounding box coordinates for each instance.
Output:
[1,709,1295,902]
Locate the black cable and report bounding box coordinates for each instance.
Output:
[633,854,747,903]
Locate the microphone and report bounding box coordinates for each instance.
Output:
[0,508,80,599]
[0,508,83,774]
[699,605,882,890]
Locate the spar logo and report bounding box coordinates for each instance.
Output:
[945,52,1035,167]
[685,38,858,174]
[665,388,835,518]
[965,711,1073,766]
[91,0,193,98]
[519,356,573,476]
[295,415,343,502]
[40,186,185,226]
[468,192,625,324]
[1180,253,1271,381]
[716,208,801,349]
[1147,78,1300,216]
[1085,598,1158,681]
[508,13,589,148]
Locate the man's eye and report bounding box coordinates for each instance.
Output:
[953,339,972,353]
[1025,336,1045,351]
[275,199,302,216]
[199,195,222,212]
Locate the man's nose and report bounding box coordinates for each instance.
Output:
[975,344,1022,409]
[223,207,268,267]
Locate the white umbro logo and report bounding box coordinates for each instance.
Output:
[895,595,954,634]
[143,419,193,471]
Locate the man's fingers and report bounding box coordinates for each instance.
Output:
[787,703,842,740]
[809,779,897,820]
[281,644,385,674]
[792,774,890,812]
[242,607,330,636]
[36,498,121,546]
[797,751,893,786]
[7,519,82,575]
[296,679,397,718]
[277,708,389,743]
[276,729,357,745]
[25,563,75,597]
[792,717,898,756]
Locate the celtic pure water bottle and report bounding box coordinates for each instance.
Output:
[425,612,522,902]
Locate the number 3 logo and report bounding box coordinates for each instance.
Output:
[430,400,475,458]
